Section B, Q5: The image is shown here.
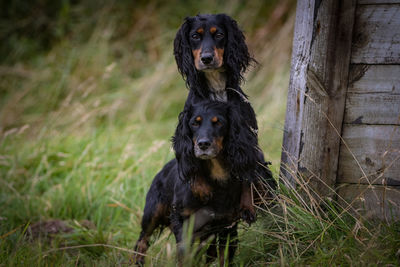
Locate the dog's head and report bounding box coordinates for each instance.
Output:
[174,14,254,90]
[173,101,260,182]
[186,14,226,71]
[189,102,228,159]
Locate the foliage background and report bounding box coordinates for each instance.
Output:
[1,0,399,266]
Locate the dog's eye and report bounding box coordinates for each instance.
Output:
[192,117,201,127]
[215,33,224,39]
[211,117,222,126]
[191,33,200,40]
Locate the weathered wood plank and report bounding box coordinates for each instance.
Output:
[338,125,400,185]
[337,184,400,221]
[351,5,400,64]
[298,1,357,196]
[344,93,400,125]
[280,0,314,185]
[280,0,356,198]
[348,65,400,94]
[358,0,400,4]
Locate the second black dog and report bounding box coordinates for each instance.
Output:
[134,101,262,265]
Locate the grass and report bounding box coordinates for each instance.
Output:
[1,0,399,266]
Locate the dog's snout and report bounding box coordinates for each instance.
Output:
[198,139,211,150]
[200,52,213,64]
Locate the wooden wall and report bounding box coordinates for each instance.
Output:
[281,0,400,221]
[337,1,400,221]
[280,0,357,197]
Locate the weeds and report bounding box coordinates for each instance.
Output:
[1,0,399,266]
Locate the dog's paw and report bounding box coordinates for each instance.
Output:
[130,255,144,266]
[241,209,256,225]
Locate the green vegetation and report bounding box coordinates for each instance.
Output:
[1,0,399,266]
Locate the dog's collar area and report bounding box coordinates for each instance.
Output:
[209,91,227,102]
[204,69,226,91]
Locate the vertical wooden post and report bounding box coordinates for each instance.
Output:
[280,0,356,198]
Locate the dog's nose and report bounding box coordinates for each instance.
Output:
[198,139,211,150]
[200,53,213,64]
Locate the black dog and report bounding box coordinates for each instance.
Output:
[173,14,275,223]
[134,101,260,265]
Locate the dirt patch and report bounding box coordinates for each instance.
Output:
[28,219,74,240]
[27,219,96,240]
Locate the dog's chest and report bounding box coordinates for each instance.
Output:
[190,161,229,204]
[209,159,229,182]
[205,71,227,102]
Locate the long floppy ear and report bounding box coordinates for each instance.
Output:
[172,108,199,182]
[225,104,260,182]
[219,14,255,87]
[173,17,198,89]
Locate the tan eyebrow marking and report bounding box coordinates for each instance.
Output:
[196,28,204,34]
[210,27,217,34]
[195,116,202,122]
[211,116,218,123]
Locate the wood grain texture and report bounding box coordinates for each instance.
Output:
[338,125,400,185]
[280,0,314,185]
[337,184,400,221]
[348,65,400,94]
[358,0,400,4]
[344,93,400,125]
[280,0,357,197]
[351,5,400,64]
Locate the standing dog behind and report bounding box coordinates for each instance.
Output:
[134,101,264,265]
[173,14,275,223]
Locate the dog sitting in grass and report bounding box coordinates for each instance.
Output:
[134,101,265,265]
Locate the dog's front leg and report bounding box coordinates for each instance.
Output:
[192,207,215,232]
[240,182,256,224]
[170,207,185,265]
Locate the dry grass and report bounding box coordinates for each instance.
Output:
[1,1,399,266]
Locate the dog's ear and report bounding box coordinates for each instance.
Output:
[219,14,255,87]
[172,108,198,182]
[225,104,259,181]
[174,17,197,89]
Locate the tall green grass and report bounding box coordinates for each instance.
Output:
[1,0,399,266]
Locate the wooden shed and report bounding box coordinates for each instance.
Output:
[280,0,400,221]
